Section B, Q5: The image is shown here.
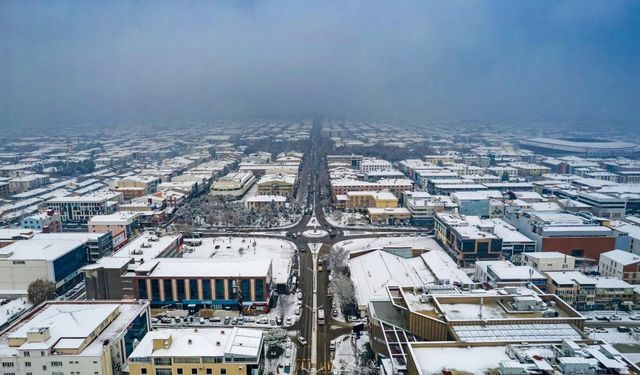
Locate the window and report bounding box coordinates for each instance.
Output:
[24,362,31,367]
[51,361,63,367]
[191,369,198,375]
[177,369,184,375]
[1,362,14,367]
[206,370,212,375]
[221,369,227,375]
[141,370,147,375]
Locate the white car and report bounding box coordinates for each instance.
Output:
[298,336,308,346]
[610,315,622,321]
[294,308,300,315]
[285,348,291,358]
[329,340,336,351]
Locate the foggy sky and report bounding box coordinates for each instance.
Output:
[0,0,639,128]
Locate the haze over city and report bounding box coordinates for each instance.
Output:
[1,0,639,129]
[3,2,640,375]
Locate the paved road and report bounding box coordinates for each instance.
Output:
[181,118,426,373]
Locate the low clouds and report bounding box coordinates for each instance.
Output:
[0,0,638,128]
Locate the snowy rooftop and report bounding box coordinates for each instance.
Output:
[137,258,271,278]
[113,233,180,263]
[349,250,435,307]
[408,340,636,375]
[0,235,87,261]
[600,249,640,265]
[180,237,294,284]
[0,301,148,358]
[129,327,262,360]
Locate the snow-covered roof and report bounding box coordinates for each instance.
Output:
[600,249,640,266]
[128,327,262,359]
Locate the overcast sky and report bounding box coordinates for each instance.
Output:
[0,0,639,128]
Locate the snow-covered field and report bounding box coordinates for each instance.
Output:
[182,236,296,284]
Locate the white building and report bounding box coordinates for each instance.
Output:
[0,301,150,375]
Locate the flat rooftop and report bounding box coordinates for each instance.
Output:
[0,301,148,358]
[129,327,262,359]
[180,236,294,284]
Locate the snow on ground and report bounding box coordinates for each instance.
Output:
[264,337,297,375]
[240,182,259,203]
[331,332,370,373]
[0,298,31,327]
[586,327,640,345]
[182,236,296,284]
[333,236,444,254]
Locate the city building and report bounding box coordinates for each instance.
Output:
[211,172,256,197]
[47,191,122,223]
[0,300,150,375]
[245,195,287,211]
[599,249,640,284]
[8,173,50,194]
[520,137,638,157]
[407,340,639,375]
[434,213,503,265]
[0,228,36,248]
[546,271,635,310]
[359,158,393,173]
[256,173,297,197]
[576,192,627,219]
[88,211,140,248]
[345,191,398,211]
[474,260,547,290]
[450,191,491,217]
[0,232,112,293]
[115,175,161,199]
[506,211,616,260]
[367,207,412,225]
[372,284,585,373]
[128,327,264,375]
[83,232,182,300]
[20,209,62,233]
[402,192,458,227]
[331,178,413,203]
[133,258,273,313]
[523,252,576,272]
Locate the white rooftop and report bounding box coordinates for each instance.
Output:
[129,327,262,359]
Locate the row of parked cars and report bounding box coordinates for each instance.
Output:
[152,314,293,327]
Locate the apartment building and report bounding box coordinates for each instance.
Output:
[599,249,640,284]
[345,191,398,211]
[523,251,576,272]
[546,271,634,310]
[128,328,263,375]
[434,213,503,265]
[331,178,413,203]
[402,192,458,227]
[20,209,62,233]
[47,191,122,223]
[0,300,150,375]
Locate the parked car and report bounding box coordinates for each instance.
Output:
[630,315,640,320]
[595,315,610,321]
[223,316,230,325]
[617,326,631,332]
[286,317,292,325]
[611,315,622,321]
[298,336,308,345]
[332,309,339,318]
[285,348,292,358]
[294,308,300,315]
